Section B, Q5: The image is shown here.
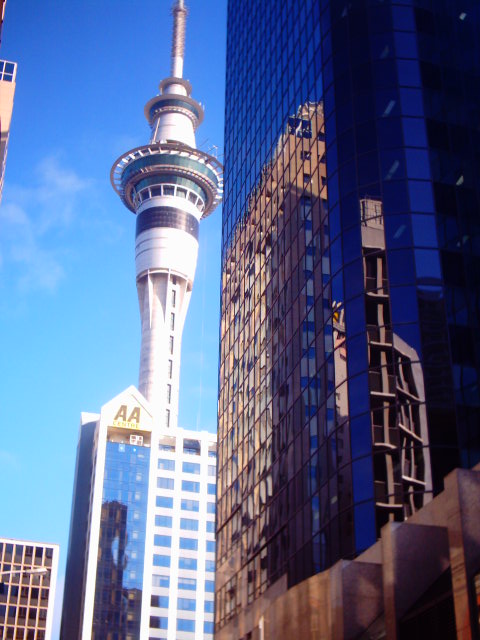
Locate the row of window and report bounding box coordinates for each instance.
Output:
[157,477,216,494]
[155,515,215,532]
[150,617,214,633]
[156,496,216,513]
[134,183,206,212]
[152,574,215,593]
[151,595,214,613]
[158,443,217,457]
[158,459,216,475]
[153,539,215,560]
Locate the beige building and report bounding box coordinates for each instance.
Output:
[0,538,59,640]
[0,58,16,201]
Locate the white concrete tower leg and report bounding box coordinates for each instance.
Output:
[137,270,192,430]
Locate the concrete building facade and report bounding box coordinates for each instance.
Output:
[0,538,59,640]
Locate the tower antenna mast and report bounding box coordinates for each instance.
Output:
[171,0,187,78]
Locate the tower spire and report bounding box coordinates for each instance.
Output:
[171,0,187,78]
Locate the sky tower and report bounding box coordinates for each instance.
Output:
[111,0,223,427]
[61,3,221,639]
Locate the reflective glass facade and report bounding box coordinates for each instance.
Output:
[92,441,150,640]
[218,0,480,635]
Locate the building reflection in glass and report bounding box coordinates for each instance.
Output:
[216,104,433,634]
[91,439,150,640]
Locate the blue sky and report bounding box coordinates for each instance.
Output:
[0,1,226,635]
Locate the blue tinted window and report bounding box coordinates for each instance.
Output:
[206,521,215,533]
[153,555,170,567]
[205,560,215,572]
[177,597,196,611]
[158,458,175,471]
[207,502,215,514]
[206,540,215,553]
[205,580,215,593]
[156,496,173,508]
[151,595,169,609]
[182,480,200,493]
[178,577,196,591]
[207,483,216,496]
[180,518,199,531]
[181,499,199,512]
[157,477,174,490]
[155,514,172,528]
[152,574,169,588]
[204,600,214,613]
[177,619,195,632]
[182,461,200,474]
[150,616,168,629]
[154,535,171,548]
[180,537,198,551]
[204,621,214,634]
[179,556,197,570]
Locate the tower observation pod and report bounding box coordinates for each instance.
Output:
[111,0,223,429]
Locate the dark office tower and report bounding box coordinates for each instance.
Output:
[217,1,480,637]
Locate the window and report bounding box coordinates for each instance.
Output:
[170,312,175,331]
[207,484,216,496]
[177,619,195,632]
[171,289,176,308]
[158,458,175,471]
[155,515,172,528]
[166,384,172,403]
[156,496,173,508]
[205,560,215,572]
[301,150,312,160]
[152,574,170,588]
[208,465,216,476]
[207,502,216,514]
[204,621,214,634]
[180,518,199,531]
[169,336,174,354]
[180,537,198,551]
[182,480,200,493]
[206,521,215,533]
[182,461,200,474]
[168,360,173,377]
[206,540,216,553]
[208,449,217,458]
[153,555,170,567]
[205,580,215,592]
[157,477,174,490]
[204,600,214,613]
[159,442,175,452]
[181,499,199,512]
[177,597,196,611]
[154,535,172,548]
[183,439,201,455]
[165,409,170,428]
[178,577,196,591]
[151,595,169,608]
[179,557,197,570]
[150,616,168,629]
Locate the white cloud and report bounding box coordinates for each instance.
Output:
[0,155,91,293]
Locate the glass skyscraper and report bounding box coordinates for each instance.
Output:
[216,1,480,636]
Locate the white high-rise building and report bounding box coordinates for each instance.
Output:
[61,3,221,639]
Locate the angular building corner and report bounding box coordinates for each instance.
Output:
[61,2,222,639]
